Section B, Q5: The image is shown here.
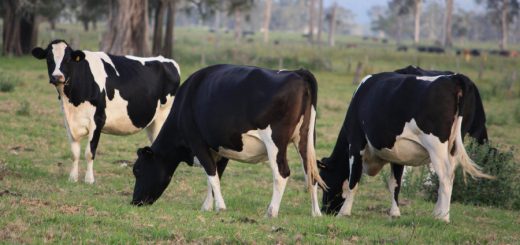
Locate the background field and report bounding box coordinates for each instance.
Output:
[1,24,519,243]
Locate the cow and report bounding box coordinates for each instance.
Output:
[319,65,492,222]
[31,40,180,184]
[130,64,325,217]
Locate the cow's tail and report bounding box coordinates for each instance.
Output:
[295,69,327,190]
[454,75,494,180]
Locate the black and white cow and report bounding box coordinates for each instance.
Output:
[319,66,492,222]
[130,64,325,217]
[32,40,180,184]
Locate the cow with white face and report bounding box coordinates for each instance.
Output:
[319,66,493,222]
[32,40,180,184]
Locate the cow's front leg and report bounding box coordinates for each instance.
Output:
[338,150,363,217]
[84,121,102,184]
[69,140,81,182]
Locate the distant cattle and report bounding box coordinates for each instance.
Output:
[489,49,519,58]
[397,45,408,52]
[319,66,492,222]
[417,46,445,54]
[32,40,180,184]
[456,49,481,57]
[130,64,325,217]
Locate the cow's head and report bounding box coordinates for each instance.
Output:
[131,146,181,206]
[31,40,85,85]
[319,157,349,214]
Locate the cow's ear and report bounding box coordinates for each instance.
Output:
[32,47,47,60]
[71,50,85,62]
[137,147,154,157]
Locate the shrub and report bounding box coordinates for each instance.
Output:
[422,141,520,210]
[16,101,31,116]
[0,74,17,92]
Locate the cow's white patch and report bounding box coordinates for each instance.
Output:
[207,175,226,211]
[58,87,96,141]
[102,89,141,135]
[69,140,81,182]
[51,42,67,78]
[94,52,120,76]
[146,95,175,142]
[201,178,214,211]
[259,125,288,218]
[387,173,401,217]
[83,51,110,92]
[217,130,268,163]
[338,179,357,216]
[416,75,450,82]
[125,55,181,75]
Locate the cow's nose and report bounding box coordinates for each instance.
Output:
[52,74,64,82]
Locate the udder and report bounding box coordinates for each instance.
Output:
[217,130,268,163]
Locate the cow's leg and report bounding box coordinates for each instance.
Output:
[145,101,173,142]
[260,126,290,218]
[295,126,321,216]
[84,121,102,184]
[338,149,363,216]
[201,158,229,211]
[388,164,405,217]
[68,140,81,182]
[423,138,454,222]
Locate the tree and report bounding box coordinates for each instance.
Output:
[317,0,323,44]
[101,0,150,56]
[327,2,337,47]
[2,0,58,56]
[443,0,454,47]
[262,0,272,43]
[413,0,422,44]
[476,0,519,50]
[227,0,254,44]
[71,0,108,31]
[308,0,316,43]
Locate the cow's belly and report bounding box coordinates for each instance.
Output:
[370,138,429,166]
[102,89,143,135]
[217,130,268,163]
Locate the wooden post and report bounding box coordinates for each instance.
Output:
[353,61,364,85]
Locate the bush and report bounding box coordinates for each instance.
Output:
[0,74,17,92]
[16,101,30,116]
[422,142,520,210]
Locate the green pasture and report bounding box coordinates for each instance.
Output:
[0,24,519,243]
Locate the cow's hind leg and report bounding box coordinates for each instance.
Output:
[422,136,455,222]
[201,158,229,211]
[260,126,290,218]
[338,147,364,217]
[388,164,405,217]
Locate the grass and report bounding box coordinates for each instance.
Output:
[0,23,519,243]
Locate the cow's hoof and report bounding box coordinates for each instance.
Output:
[266,207,279,218]
[389,208,401,218]
[434,214,450,223]
[201,203,213,211]
[336,212,352,217]
[312,209,322,217]
[69,173,79,182]
[84,175,95,184]
[215,207,226,212]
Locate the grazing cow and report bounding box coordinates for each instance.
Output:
[130,64,325,217]
[32,40,180,184]
[319,66,492,222]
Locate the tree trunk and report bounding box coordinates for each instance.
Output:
[328,2,337,47]
[500,0,509,50]
[234,7,242,44]
[82,20,90,31]
[92,20,97,30]
[317,0,323,45]
[414,0,422,45]
[397,15,403,44]
[20,14,40,54]
[50,19,56,30]
[101,0,150,56]
[443,0,453,47]
[262,0,272,44]
[2,0,22,56]
[162,0,176,58]
[308,0,316,43]
[153,0,166,55]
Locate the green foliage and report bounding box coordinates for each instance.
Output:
[0,74,17,92]
[16,101,31,116]
[422,142,520,210]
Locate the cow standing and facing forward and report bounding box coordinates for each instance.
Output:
[319,66,492,222]
[32,40,180,184]
[130,64,325,217]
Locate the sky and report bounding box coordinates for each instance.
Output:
[324,0,482,25]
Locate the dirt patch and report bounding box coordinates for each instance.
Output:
[8,145,34,155]
[0,219,31,243]
[0,190,22,197]
[13,198,98,216]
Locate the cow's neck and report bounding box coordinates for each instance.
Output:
[326,125,350,169]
